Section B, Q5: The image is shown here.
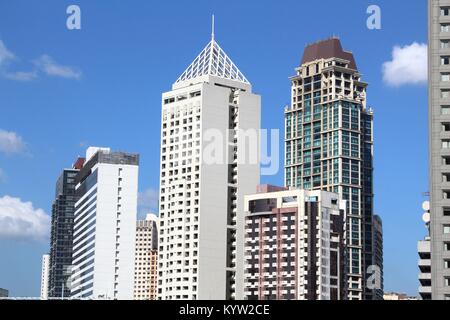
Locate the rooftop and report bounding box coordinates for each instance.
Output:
[175,35,249,85]
[301,37,357,70]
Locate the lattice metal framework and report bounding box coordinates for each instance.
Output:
[175,39,249,84]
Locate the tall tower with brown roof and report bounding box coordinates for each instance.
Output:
[285,37,380,300]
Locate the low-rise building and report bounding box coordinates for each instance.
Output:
[383,292,418,300]
[0,288,8,297]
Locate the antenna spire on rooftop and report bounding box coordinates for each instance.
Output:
[211,14,215,41]
[174,15,249,85]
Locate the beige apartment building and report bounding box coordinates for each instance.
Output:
[134,214,158,300]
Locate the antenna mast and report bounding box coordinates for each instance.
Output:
[211,14,215,41]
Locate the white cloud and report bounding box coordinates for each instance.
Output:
[4,70,37,81]
[0,195,50,241]
[0,39,82,81]
[0,129,26,154]
[137,188,159,218]
[382,42,428,87]
[0,40,15,66]
[34,54,82,80]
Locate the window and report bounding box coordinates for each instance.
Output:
[163,97,175,105]
[444,173,450,182]
[444,156,450,165]
[445,242,450,251]
[444,207,450,216]
[444,190,450,198]
[443,106,450,114]
[444,123,450,132]
[442,7,450,16]
[442,140,450,148]
[445,260,450,269]
[442,73,450,82]
[445,277,450,287]
[442,56,450,65]
[444,225,450,234]
[442,89,450,99]
[442,40,450,49]
[443,24,450,32]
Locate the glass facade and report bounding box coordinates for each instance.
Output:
[285,39,376,300]
[49,168,80,298]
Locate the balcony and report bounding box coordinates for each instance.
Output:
[417,240,430,255]
[418,286,432,294]
[418,259,431,267]
[418,274,431,287]
[418,259,431,273]
[418,273,431,281]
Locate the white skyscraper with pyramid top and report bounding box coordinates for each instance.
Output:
[157,20,261,300]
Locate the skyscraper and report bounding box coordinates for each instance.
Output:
[428,0,450,300]
[48,157,84,298]
[285,37,377,300]
[40,254,50,300]
[158,27,261,300]
[372,215,384,300]
[70,147,139,300]
[243,185,346,300]
[134,213,158,300]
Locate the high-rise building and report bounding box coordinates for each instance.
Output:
[428,0,450,300]
[372,215,384,300]
[40,254,50,300]
[70,147,139,300]
[418,201,432,300]
[134,213,158,300]
[0,288,9,298]
[285,37,377,299]
[243,185,346,300]
[48,158,85,298]
[158,29,261,300]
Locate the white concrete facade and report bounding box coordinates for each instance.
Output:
[40,254,50,300]
[429,0,450,300]
[158,37,261,300]
[70,147,138,300]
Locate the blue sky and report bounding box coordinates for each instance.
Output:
[0,0,428,297]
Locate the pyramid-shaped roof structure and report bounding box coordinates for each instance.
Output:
[175,39,249,85]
